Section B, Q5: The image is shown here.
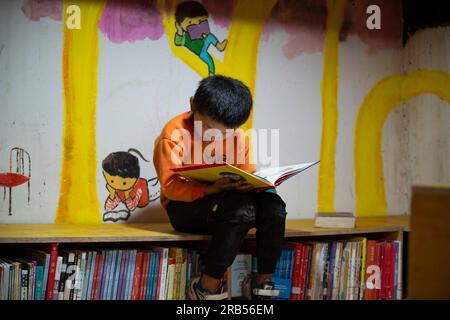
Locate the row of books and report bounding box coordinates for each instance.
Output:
[231,238,402,300]
[0,245,202,300]
[0,238,402,300]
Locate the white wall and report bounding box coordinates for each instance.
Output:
[385,27,450,214]
[0,0,63,223]
[0,1,449,223]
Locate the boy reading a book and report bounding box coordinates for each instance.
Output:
[153,75,287,300]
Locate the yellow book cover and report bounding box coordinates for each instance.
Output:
[359,238,367,300]
[180,249,187,300]
[172,161,319,189]
[168,248,177,300]
[175,248,183,300]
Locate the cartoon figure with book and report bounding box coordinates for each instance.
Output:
[102,148,160,222]
[174,1,227,76]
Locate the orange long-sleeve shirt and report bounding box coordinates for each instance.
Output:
[153,111,256,208]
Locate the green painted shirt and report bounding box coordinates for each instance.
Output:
[174,32,204,55]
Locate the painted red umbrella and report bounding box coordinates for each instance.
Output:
[0,172,30,187]
[1,148,32,216]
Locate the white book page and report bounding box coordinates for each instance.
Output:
[253,161,319,185]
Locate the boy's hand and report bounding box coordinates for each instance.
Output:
[234,182,254,193]
[204,177,251,195]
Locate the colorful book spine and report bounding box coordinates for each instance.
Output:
[395,240,402,300]
[320,243,330,300]
[140,251,149,300]
[100,250,111,300]
[331,242,342,300]
[386,242,396,300]
[180,250,187,300]
[145,251,154,300]
[156,248,168,300]
[111,250,122,300]
[86,251,97,300]
[302,245,312,300]
[81,252,92,300]
[131,251,143,300]
[76,251,87,300]
[152,251,161,300]
[34,265,44,300]
[45,243,58,300]
[62,252,74,300]
[107,250,118,300]
[93,251,105,300]
[118,250,128,300]
[91,252,102,300]
[166,257,175,300]
[125,250,136,300]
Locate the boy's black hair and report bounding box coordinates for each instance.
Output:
[192,75,253,128]
[102,152,140,179]
[175,1,208,24]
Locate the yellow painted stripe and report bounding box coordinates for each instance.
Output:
[56,0,106,224]
[219,0,277,133]
[354,70,450,216]
[317,0,347,213]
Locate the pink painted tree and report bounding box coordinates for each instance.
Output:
[21,0,62,21]
[21,0,402,60]
[98,0,236,44]
[263,0,402,59]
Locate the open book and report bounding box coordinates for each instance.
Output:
[172,161,319,190]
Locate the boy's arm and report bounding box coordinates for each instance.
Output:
[153,138,205,202]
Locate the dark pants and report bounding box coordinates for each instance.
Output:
[166,191,287,279]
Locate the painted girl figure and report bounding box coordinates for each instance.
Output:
[102,149,159,222]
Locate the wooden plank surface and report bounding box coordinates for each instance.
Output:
[0,216,409,243]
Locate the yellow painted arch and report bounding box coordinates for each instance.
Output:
[354,70,450,217]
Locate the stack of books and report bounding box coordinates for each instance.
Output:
[314,212,356,228]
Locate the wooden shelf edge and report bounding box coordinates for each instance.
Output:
[0,216,410,244]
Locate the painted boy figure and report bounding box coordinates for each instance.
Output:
[174,1,227,76]
[153,76,287,300]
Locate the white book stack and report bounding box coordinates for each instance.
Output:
[314,212,356,229]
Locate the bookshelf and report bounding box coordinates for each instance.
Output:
[0,216,409,243]
[0,216,410,300]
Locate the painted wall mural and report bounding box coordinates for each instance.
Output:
[173,1,228,76]
[98,0,164,43]
[102,149,160,222]
[354,70,450,216]
[1,0,448,223]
